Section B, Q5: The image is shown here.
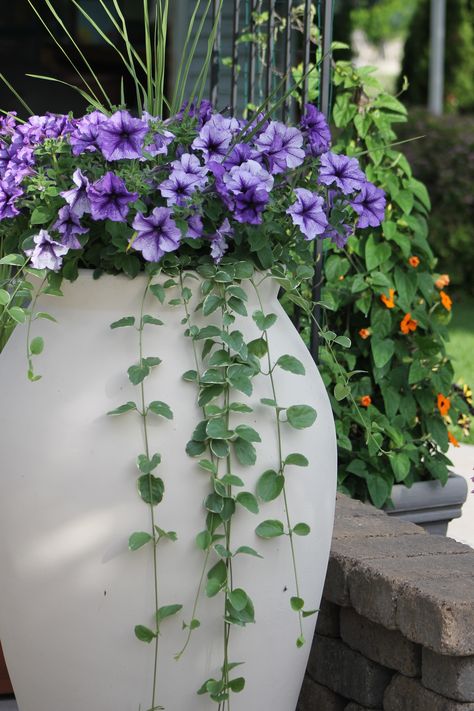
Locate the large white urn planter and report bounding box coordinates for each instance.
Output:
[0,271,337,711]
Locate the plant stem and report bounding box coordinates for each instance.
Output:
[139,277,161,710]
[251,277,303,640]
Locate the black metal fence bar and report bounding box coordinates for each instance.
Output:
[301,0,312,107]
[210,0,221,107]
[206,0,335,362]
[247,0,257,108]
[230,0,241,114]
[265,0,276,99]
[310,0,333,360]
[282,0,293,122]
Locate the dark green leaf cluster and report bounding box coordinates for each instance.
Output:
[310,62,470,507]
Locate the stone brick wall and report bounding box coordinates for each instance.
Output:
[298,495,474,711]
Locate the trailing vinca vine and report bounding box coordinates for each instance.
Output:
[107,274,182,711]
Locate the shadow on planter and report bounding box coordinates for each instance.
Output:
[384,473,468,535]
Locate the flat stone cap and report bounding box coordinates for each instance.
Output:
[324,494,474,655]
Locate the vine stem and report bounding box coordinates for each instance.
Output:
[308,309,389,456]
[138,276,160,710]
[175,270,223,662]
[251,277,303,641]
[25,276,47,374]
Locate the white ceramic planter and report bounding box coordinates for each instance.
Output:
[0,271,337,711]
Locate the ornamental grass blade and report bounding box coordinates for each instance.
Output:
[193,0,224,110]
[0,74,34,116]
[26,0,104,109]
[68,0,147,110]
[170,0,204,113]
[25,75,106,113]
[175,0,216,115]
[143,0,153,112]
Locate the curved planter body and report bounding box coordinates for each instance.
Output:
[0,272,337,711]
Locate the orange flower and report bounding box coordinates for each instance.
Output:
[435,274,450,289]
[360,395,372,407]
[440,290,452,311]
[400,313,418,335]
[437,393,451,417]
[359,328,370,339]
[380,288,395,309]
[408,256,420,268]
[448,431,460,447]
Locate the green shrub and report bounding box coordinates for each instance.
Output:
[307,62,471,507]
[397,110,474,294]
[400,0,474,113]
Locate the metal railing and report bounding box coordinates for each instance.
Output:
[207,0,334,361]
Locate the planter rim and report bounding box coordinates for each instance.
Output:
[385,472,468,515]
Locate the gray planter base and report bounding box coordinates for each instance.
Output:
[384,473,468,535]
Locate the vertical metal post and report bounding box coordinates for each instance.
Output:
[310,0,333,361]
[210,0,222,108]
[301,0,311,107]
[230,0,241,114]
[282,0,293,122]
[247,0,257,108]
[265,0,276,100]
[428,0,446,115]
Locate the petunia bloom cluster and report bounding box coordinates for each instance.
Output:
[0,103,386,272]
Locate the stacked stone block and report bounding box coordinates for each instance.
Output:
[298,495,474,711]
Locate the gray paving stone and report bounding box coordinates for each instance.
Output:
[315,598,340,638]
[340,607,421,677]
[347,554,474,646]
[345,704,381,711]
[396,576,474,655]
[297,676,347,711]
[307,634,393,708]
[422,647,474,702]
[384,674,474,711]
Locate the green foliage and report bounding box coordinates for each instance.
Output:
[400,0,474,113]
[397,111,474,294]
[313,61,470,507]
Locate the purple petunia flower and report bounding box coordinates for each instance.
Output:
[191,122,232,163]
[186,213,204,239]
[88,172,138,222]
[322,223,353,249]
[131,207,181,262]
[319,152,366,195]
[16,114,75,145]
[207,114,241,135]
[24,230,69,271]
[223,142,255,170]
[97,110,148,161]
[171,153,208,185]
[53,206,89,249]
[0,113,17,136]
[159,171,199,206]
[255,121,305,174]
[142,114,175,157]
[286,188,328,240]
[69,111,108,156]
[174,100,213,127]
[0,178,23,220]
[223,160,274,195]
[300,104,331,157]
[210,218,233,263]
[60,169,91,217]
[349,182,386,228]
[234,185,269,224]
